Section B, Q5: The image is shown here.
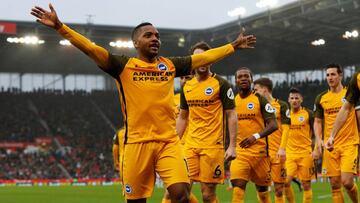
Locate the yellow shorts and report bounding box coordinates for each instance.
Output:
[122,140,190,199]
[184,147,224,184]
[286,154,315,181]
[322,144,359,176]
[270,155,287,183]
[230,153,271,186]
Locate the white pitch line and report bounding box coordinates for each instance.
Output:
[317,194,332,199]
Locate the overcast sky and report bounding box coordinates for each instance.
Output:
[1,0,297,29]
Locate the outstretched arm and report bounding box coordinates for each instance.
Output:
[191,29,256,69]
[31,4,110,69]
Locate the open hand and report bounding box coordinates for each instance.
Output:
[31,3,62,29]
[231,28,257,49]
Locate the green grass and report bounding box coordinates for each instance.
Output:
[0,181,358,203]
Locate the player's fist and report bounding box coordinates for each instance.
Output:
[324,136,334,152]
[225,146,236,161]
[277,148,286,163]
[31,3,62,29]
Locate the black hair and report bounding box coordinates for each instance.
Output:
[131,22,153,41]
[189,41,211,54]
[326,63,343,75]
[289,87,302,95]
[235,67,253,80]
[254,77,273,92]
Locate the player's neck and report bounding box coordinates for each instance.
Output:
[137,54,157,63]
[196,71,212,82]
[265,93,274,102]
[292,106,301,113]
[239,88,252,98]
[329,84,343,93]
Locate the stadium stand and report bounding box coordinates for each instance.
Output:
[0,89,122,179]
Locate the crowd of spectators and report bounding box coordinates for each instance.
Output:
[0,89,122,180]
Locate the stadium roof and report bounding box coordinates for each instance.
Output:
[0,0,359,75]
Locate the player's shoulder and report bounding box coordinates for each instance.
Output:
[315,90,328,101]
[302,107,313,115]
[213,73,226,82]
[184,77,197,86]
[254,91,267,101]
[275,98,287,106]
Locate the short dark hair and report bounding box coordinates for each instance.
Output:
[190,41,211,54]
[131,22,153,41]
[326,63,343,74]
[254,77,273,92]
[235,67,253,80]
[289,87,302,95]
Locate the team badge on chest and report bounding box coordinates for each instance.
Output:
[247,102,254,110]
[298,115,305,122]
[204,87,214,96]
[157,63,168,71]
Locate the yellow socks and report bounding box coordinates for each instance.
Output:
[284,186,295,203]
[274,194,285,203]
[303,189,312,203]
[162,192,198,203]
[190,192,199,203]
[161,197,171,203]
[346,184,359,203]
[331,188,344,203]
[257,191,271,203]
[232,187,245,203]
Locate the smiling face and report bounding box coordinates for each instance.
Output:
[133,25,161,60]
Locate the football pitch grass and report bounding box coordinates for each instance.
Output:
[0,181,358,203]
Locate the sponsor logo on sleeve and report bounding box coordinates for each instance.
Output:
[341,97,346,103]
[286,109,291,118]
[265,103,276,113]
[227,88,234,100]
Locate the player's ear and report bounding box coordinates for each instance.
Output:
[133,40,139,49]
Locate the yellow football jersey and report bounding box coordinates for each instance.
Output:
[110,55,192,144]
[314,88,359,147]
[287,107,313,156]
[235,91,275,156]
[181,73,235,148]
[268,99,291,156]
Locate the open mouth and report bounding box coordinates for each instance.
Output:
[149,43,160,51]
